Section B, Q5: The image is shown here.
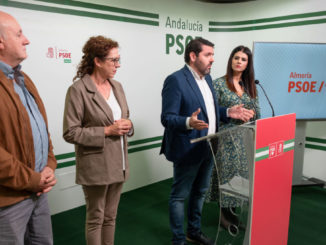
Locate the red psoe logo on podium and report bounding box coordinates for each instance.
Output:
[269,141,284,159]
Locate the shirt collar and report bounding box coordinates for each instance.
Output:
[0,60,22,80]
[186,64,204,81]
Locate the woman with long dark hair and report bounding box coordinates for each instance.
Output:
[207,45,260,234]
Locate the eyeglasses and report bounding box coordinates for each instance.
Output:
[104,57,121,65]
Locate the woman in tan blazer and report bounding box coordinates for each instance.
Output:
[63,36,133,245]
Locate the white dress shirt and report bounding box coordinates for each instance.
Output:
[186,65,216,135]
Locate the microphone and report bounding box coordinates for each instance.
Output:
[239,81,257,121]
[255,80,275,117]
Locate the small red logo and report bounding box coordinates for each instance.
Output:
[46,47,54,58]
[46,47,72,63]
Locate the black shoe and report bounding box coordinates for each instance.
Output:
[186,231,214,245]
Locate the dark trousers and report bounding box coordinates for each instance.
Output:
[169,155,213,244]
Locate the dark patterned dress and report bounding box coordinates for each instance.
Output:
[206,76,260,207]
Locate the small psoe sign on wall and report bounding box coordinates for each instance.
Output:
[46,47,72,63]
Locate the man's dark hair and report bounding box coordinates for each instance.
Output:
[184,37,214,64]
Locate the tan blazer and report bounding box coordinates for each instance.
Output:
[63,74,133,185]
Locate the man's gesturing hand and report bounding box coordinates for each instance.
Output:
[189,108,209,130]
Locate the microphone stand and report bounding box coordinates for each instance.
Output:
[255,80,275,117]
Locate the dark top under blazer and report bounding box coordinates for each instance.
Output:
[160,65,228,164]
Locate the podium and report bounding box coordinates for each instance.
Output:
[191,114,296,245]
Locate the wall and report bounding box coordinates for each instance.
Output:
[1,0,325,214]
[304,122,326,181]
